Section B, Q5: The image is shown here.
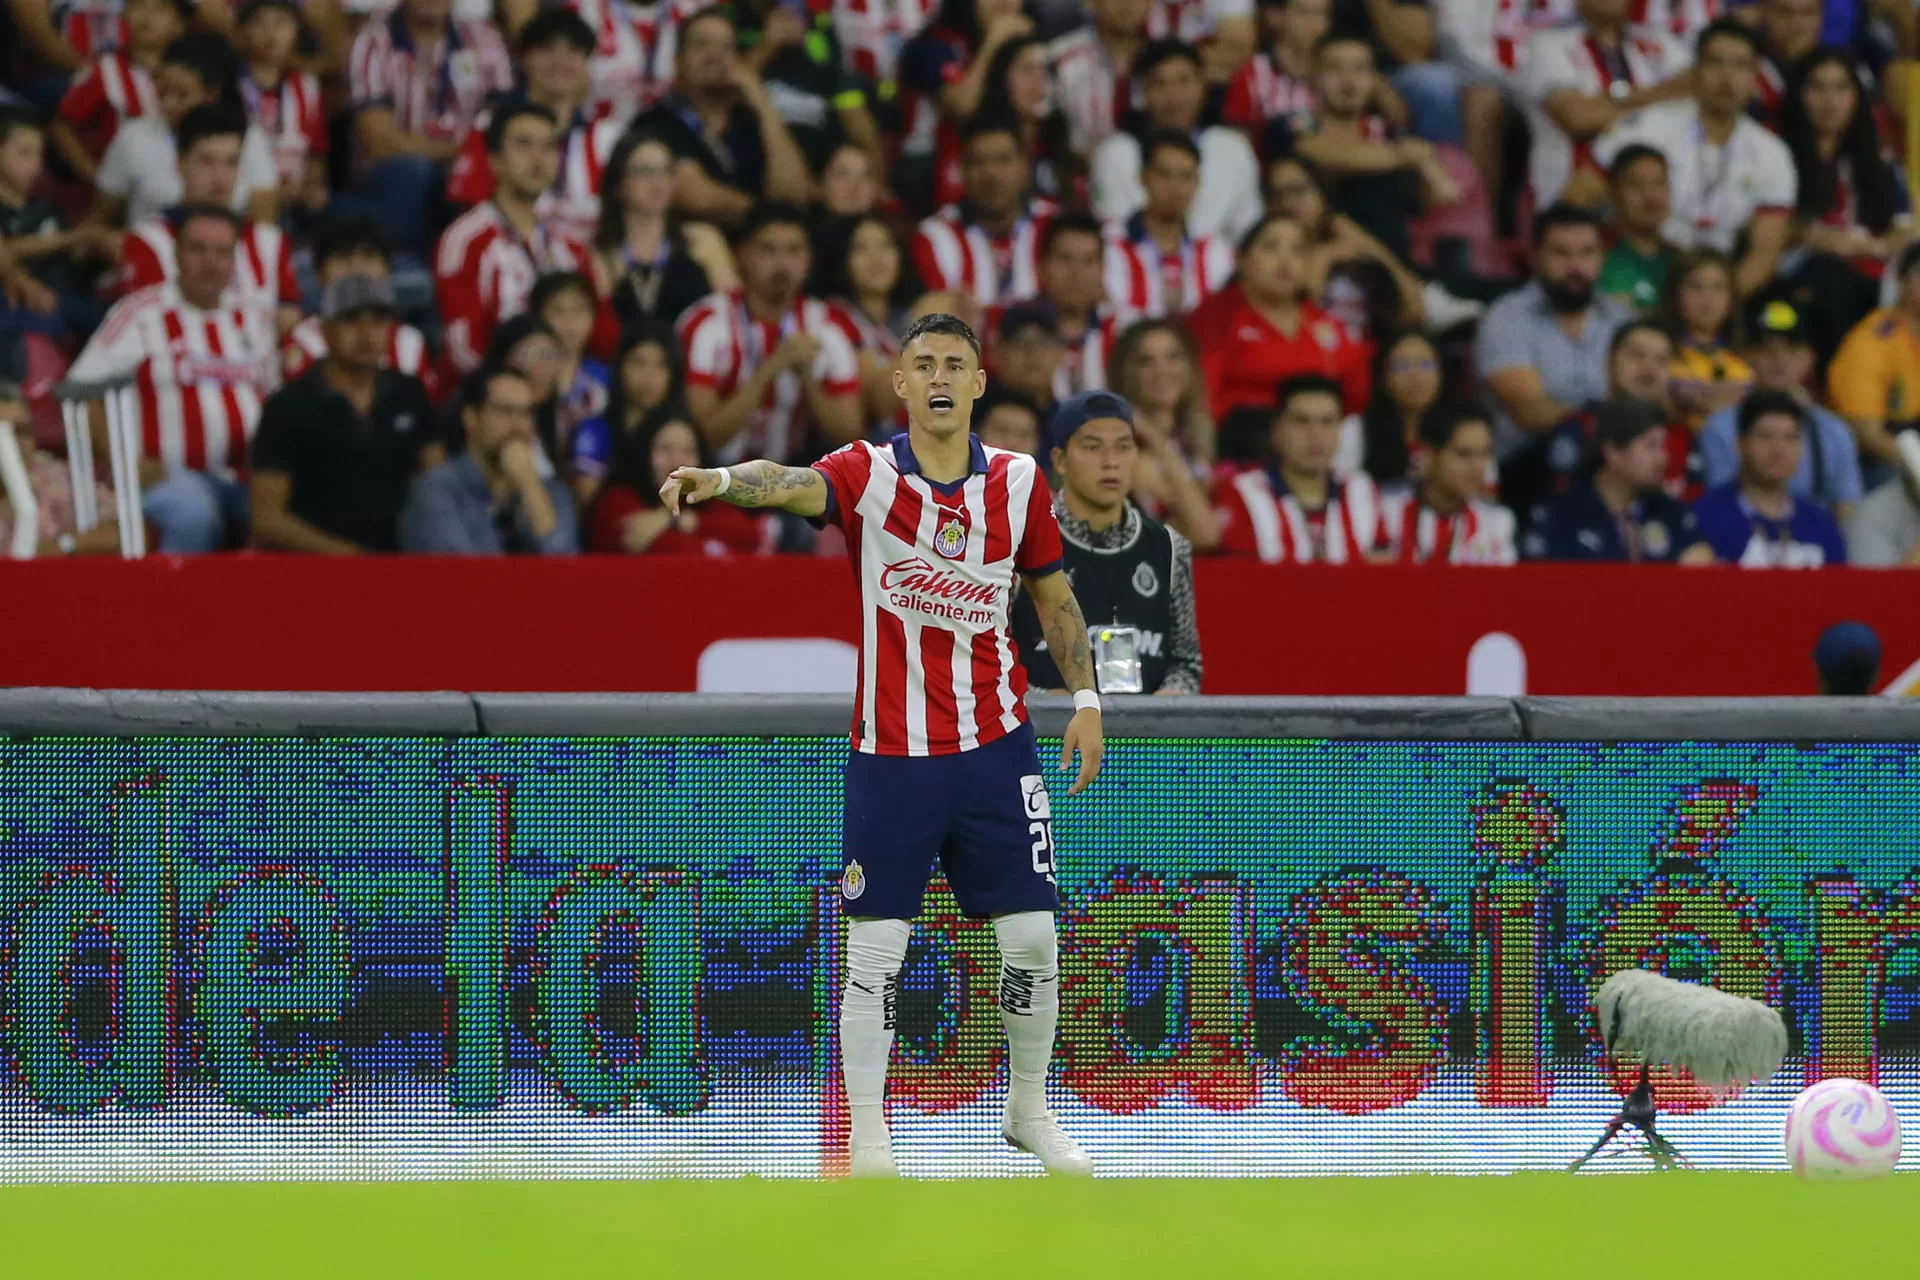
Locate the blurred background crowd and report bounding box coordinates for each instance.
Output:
[0,0,1918,567]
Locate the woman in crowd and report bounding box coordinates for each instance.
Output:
[1107,317,1221,549]
[1264,156,1425,342]
[479,313,567,475]
[591,133,732,336]
[1660,249,1753,433]
[1189,213,1371,417]
[811,213,922,435]
[816,142,882,220]
[933,34,1079,207]
[1778,48,1912,365]
[573,328,683,494]
[1339,330,1448,486]
[897,0,1036,212]
[586,407,773,554]
[530,271,611,503]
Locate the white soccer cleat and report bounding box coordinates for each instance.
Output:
[849,1135,899,1178]
[1002,1112,1094,1176]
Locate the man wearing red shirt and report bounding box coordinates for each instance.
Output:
[1190,214,1369,416]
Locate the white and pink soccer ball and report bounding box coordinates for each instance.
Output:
[1784,1078,1902,1180]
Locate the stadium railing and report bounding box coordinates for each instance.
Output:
[55,375,145,559]
[0,413,37,559]
[1,688,1917,739]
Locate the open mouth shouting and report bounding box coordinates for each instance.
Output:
[928,394,955,413]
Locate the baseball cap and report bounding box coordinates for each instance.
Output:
[321,273,396,320]
[1748,295,1809,346]
[1591,397,1665,452]
[997,300,1060,344]
[1045,389,1134,454]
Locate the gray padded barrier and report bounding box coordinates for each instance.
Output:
[1517,697,1920,741]
[0,688,480,737]
[470,693,1526,739]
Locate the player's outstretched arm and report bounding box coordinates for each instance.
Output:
[1022,568,1105,796]
[659,460,828,518]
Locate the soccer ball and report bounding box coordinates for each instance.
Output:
[1784,1078,1902,1180]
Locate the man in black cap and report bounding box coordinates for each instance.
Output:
[1010,390,1203,695]
[1700,293,1862,519]
[1522,398,1713,563]
[249,274,440,553]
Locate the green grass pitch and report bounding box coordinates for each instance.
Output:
[1,1174,1913,1278]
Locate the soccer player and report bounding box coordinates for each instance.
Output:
[659,313,1106,1178]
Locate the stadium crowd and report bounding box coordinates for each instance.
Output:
[0,0,1917,567]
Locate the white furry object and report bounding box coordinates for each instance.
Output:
[1595,969,1788,1095]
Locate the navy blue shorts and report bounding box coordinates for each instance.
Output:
[839,722,1060,921]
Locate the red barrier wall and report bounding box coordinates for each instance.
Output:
[3,557,1916,695]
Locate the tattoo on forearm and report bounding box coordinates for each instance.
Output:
[720,460,817,509]
[1041,589,1097,694]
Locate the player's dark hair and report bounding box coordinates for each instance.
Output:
[0,105,46,148]
[1276,373,1342,414]
[1609,318,1671,359]
[1418,401,1494,453]
[1531,201,1604,247]
[311,214,392,267]
[1312,31,1372,59]
[739,199,810,243]
[1142,127,1200,167]
[174,102,247,157]
[1040,210,1103,258]
[1606,143,1668,185]
[1133,37,1202,79]
[902,312,981,361]
[161,30,242,105]
[1736,387,1804,437]
[530,270,597,316]
[171,201,244,235]
[486,101,557,154]
[518,6,596,55]
[1697,16,1759,59]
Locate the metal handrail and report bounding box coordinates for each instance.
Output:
[55,375,144,559]
[0,420,38,559]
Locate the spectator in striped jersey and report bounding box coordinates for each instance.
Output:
[50,0,187,183]
[987,300,1065,420]
[1224,0,1328,137]
[1377,403,1517,563]
[1211,372,1385,561]
[1014,212,1121,401]
[236,0,329,220]
[1091,40,1262,243]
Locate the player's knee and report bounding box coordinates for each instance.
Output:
[993,910,1057,972]
[846,917,911,976]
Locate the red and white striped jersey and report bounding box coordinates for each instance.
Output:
[1103,219,1234,317]
[348,9,514,145]
[50,0,123,60]
[989,303,1124,400]
[563,0,701,123]
[1222,51,1315,131]
[833,0,938,87]
[1628,0,1719,42]
[56,52,156,153]
[810,433,1065,757]
[435,201,591,375]
[448,110,621,245]
[1519,23,1691,206]
[1046,28,1138,156]
[1377,491,1518,565]
[122,218,301,312]
[1433,0,1572,77]
[282,316,441,401]
[676,290,862,463]
[910,201,1056,308]
[1213,468,1384,563]
[66,283,279,477]
[1147,0,1251,42]
[240,68,328,188]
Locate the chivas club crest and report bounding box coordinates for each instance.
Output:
[934,510,970,560]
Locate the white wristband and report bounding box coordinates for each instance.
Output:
[711,467,732,496]
[1073,690,1101,714]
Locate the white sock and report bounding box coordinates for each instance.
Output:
[841,917,911,1146]
[994,911,1060,1122]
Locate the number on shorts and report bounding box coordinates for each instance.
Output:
[1029,821,1055,876]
